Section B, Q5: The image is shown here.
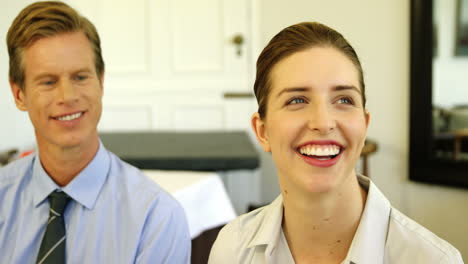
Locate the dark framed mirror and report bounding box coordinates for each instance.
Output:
[410,0,468,188]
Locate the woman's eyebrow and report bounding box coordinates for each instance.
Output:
[276,87,309,98]
[276,85,361,98]
[333,85,361,95]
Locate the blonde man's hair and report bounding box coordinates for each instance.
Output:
[7,1,105,90]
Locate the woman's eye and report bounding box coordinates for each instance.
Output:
[337,97,353,105]
[288,98,306,105]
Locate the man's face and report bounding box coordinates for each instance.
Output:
[11,32,103,150]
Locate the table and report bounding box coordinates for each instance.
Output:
[99,131,259,171]
[100,131,261,214]
[144,170,237,264]
[143,170,236,239]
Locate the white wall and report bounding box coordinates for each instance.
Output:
[0,1,37,152]
[257,0,468,259]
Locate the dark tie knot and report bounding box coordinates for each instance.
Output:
[48,191,71,216]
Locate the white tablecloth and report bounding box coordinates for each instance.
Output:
[143,170,237,239]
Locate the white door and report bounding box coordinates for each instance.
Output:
[68,0,257,132]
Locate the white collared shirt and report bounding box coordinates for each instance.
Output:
[208,175,463,264]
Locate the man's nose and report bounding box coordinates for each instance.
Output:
[57,80,78,104]
[306,103,336,134]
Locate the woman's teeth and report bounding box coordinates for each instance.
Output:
[57,112,82,121]
[299,145,340,157]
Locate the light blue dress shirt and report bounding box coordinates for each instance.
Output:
[0,142,191,263]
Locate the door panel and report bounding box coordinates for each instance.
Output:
[171,0,224,73]
[69,0,253,131]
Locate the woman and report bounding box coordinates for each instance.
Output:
[208,22,463,264]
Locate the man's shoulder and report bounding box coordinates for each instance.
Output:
[105,151,183,211]
[107,151,157,188]
[386,207,463,263]
[0,154,34,185]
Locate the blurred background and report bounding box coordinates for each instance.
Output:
[1,0,468,260]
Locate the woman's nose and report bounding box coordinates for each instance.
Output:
[306,103,336,134]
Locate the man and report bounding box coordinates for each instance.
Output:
[0,1,191,263]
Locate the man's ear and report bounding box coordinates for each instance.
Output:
[99,71,105,93]
[251,112,271,152]
[10,81,28,111]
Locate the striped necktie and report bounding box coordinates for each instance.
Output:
[36,191,71,264]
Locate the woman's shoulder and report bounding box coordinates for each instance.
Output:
[228,203,273,231]
[208,196,283,264]
[386,207,463,263]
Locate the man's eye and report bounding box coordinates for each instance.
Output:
[288,98,306,105]
[75,75,88,81]
[42,80,55,85]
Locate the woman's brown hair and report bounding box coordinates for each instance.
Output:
[253,22,366,118]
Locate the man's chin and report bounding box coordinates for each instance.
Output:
[37,134,99,151]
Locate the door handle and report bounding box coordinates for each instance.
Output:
[231,34,244,57]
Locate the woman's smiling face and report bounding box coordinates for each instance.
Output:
[252,46,369,195]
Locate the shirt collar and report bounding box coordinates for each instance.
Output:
[32,154,60,208]
[243,175,391,264]
[246,195,284,257]
[344,175,391,264]
[32,141,110,210]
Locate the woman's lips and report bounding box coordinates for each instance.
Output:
[296,140,344,168]
[297,149,343,167]
[298,144,340,156]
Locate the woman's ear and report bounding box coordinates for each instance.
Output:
[365,110,370,129]
[251,112,271,152]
